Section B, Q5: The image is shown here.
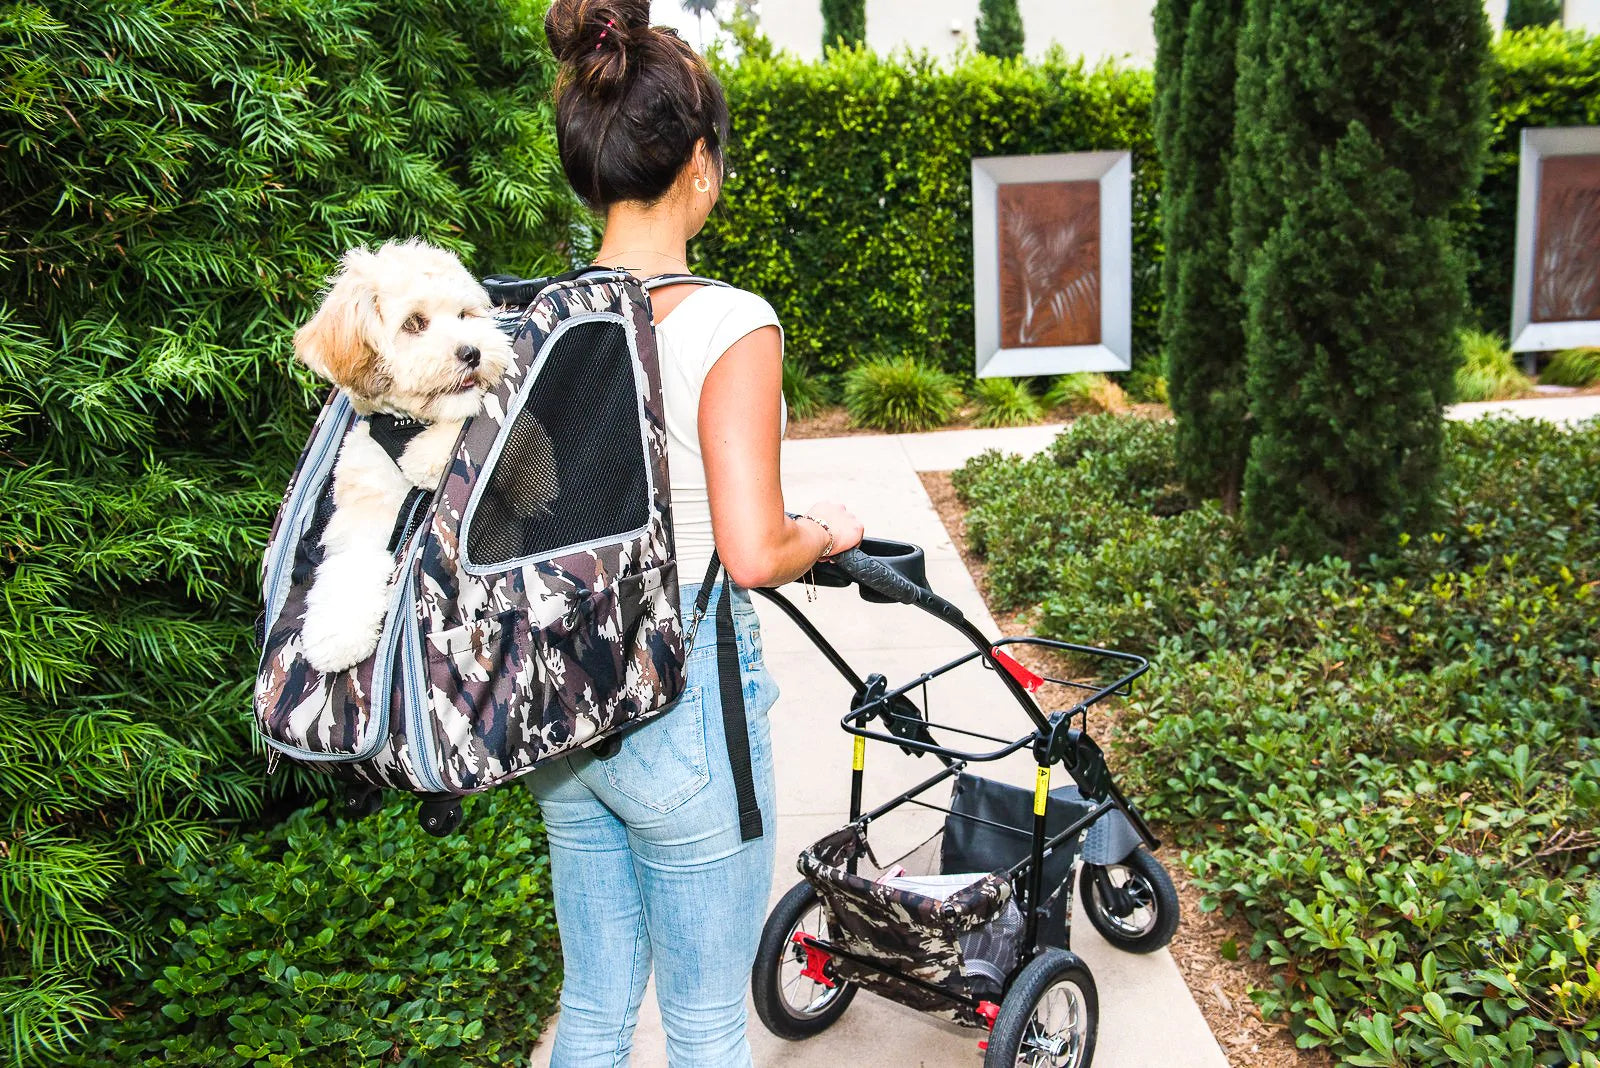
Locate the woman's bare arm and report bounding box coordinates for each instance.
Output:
[699,325,862,588]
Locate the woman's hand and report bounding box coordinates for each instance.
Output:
[800,501,863,560]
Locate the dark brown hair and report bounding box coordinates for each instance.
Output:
[544,0,729,209]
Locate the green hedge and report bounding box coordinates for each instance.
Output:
[697,46,1164,388]
[698,28,1600,397]
[953,414,1600,1065]
[0,2,573,1060]
[64,791,559,1068]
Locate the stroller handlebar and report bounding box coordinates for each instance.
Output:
[812,537,965,623]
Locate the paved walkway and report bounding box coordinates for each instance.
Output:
[531,394,1600,1068]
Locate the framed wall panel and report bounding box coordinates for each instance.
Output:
[972,151,1132,377]
[1511,126,1600,352]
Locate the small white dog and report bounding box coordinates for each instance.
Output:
[292,239,512,673]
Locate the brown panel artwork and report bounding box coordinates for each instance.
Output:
[998,180,1101,347]
[1533,154,1600,323]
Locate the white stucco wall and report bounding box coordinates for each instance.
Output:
[755,0,1513,67]
[1567,0,1600,32]
[761,0,1155,64]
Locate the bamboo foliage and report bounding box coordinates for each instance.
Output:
[0,2,574,1061]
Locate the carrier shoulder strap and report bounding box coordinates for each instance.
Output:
[695,551,764,843]
[642,274,731,291]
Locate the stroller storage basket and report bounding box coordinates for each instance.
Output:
[795,771,1105,1024]
[798,823,1021,1024]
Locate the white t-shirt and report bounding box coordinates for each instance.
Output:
[655,284,786,580]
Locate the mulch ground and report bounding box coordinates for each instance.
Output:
[918,469,1330,1068]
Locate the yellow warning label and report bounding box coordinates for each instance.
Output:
[1034,766,1051,815]
[852,735,866,772]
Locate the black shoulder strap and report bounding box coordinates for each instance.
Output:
[695,551,764,843]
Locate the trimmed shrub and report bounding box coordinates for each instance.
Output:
[1156,0,1248,509]
[63,790,560,1067]
[976,0,1025,60]
[782,360,835,420]
[698,33,1600,392]
[0,2,572,1060]
[1453,329,1534,401]
[953,414,1600,1064]
[1237,2,1491,559]
[1041,372,1128,414]
[698,49,1160,381]
[972,377,1043,427]
[1542,346,1600,387]
[842,356,963,432]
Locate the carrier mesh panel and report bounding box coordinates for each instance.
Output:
[467,319,650,567]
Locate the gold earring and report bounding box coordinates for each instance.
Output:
[693,175,711,193]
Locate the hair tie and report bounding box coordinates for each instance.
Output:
[595,17,614,49]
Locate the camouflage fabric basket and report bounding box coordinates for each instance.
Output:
[797,823,1024,1024]
[253,270,689,796]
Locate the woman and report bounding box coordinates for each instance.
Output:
[526,2,864,1065]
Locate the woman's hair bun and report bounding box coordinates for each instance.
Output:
[545,0,652,95]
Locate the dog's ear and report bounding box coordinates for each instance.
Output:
[293,249,390,397]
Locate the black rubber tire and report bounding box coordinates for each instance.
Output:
[984,948,1097,1068]
[751,880,857,1040]
[1080,847,1180,954]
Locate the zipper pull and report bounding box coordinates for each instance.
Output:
[266,748,281,775]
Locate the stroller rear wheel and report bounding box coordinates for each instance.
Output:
[985,948,1096,1068]
[1080,847,1179,953]
[752,880,857,1040]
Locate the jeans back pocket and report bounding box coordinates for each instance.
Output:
[599,685,711,813]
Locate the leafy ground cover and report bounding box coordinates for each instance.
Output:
[63,790,559,1067]
[953,414,1600,1066]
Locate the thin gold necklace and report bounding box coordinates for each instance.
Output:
[594,250,689,276]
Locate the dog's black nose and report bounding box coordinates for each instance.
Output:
[456,345,481,368]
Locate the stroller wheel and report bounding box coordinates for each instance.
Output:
[985,949,1096,1068]
[752,880,857,1040]
[1080,848,1179,953]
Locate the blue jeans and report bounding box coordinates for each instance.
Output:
[525,579,779,1068]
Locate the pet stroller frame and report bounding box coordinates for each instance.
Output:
[751,538,1178,1068]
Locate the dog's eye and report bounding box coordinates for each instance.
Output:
[402,312,428,333]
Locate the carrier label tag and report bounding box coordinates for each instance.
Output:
[1034,765,1051,816]
[852,735,866,772]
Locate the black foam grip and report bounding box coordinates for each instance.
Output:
[830,547,922,605]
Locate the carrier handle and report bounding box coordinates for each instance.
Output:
[827,546,964,623]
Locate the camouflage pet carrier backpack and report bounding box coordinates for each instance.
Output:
[254,268,763,838]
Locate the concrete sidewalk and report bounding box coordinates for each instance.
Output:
[532,424,1228,1068]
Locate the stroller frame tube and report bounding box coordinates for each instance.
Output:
[754,581,1158,970]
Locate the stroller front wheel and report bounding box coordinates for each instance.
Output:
[1080,847,1179,954]
[752,880,858,1040]
[985,948,1097,1068]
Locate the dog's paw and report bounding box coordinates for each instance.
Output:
[301,608,382,674]
[300,552,395,673]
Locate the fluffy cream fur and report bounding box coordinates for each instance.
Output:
[292,239,513,673]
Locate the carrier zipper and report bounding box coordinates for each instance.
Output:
[262,395,353,636]
[401,597,448,793]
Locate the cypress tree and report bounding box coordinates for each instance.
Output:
[1156,0,1248,509]
[976,0,1025,60]
[1237,1,1491,558]
[821,0,866,50]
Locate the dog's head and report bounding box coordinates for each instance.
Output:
[293,239,514,423]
